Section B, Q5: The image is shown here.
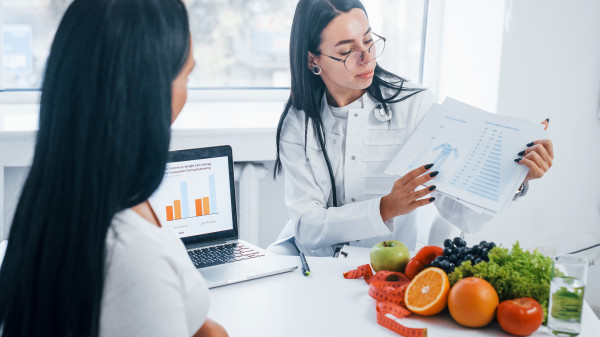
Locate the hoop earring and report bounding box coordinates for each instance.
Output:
[311,65,322,75]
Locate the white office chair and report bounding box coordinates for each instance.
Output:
[428,214,461,246]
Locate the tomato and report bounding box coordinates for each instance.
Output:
[497,297,544,336]
[404,245,444,280]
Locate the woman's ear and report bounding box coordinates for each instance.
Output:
[307,51,316,70]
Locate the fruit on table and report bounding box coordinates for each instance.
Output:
[405,245,444,280]
[448,277,499,327]
[432,237,496,274]
[405,267,450,316]
[497,297,544,336]
[370,240,410,272]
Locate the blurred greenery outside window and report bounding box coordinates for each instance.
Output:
[1,0,425,91]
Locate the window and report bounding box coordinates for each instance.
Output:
[1,0,426,90]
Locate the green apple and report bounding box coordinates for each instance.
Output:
[370,240,410,272]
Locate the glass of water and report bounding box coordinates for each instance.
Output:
[547,255,589,336]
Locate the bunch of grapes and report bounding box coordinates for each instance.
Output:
[431,237,496,274]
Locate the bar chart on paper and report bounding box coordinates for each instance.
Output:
[385,98,547,215]
[150,156,233,238]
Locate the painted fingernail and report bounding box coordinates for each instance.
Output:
[429,171,439,177]
[518,150,525,156]
[428,185,437,191]
[424,163,434,169]
[527,142,534,147]
[429,197,436,202]
[514,158,522,162]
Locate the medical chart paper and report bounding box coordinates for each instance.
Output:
[385,98,547,215]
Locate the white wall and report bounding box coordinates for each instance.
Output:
[445,0,600,314]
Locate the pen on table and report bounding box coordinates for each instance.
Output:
[299,251,310,276]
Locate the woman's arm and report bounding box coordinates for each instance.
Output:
[193,319,228,337]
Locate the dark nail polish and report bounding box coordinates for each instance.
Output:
[424,163,434,169]
[514,158,522,162]
[545,118,550,122]
[429,197,436,202]
[527,142,534,147]
[428,185,437,191]
[518,150,525,156]
[429,171,439,177]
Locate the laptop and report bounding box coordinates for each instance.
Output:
[149,145,297,288]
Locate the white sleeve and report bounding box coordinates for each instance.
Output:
[279,111,391,252]
[101,242,207,337]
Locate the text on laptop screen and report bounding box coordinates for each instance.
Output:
[150,156,233,238]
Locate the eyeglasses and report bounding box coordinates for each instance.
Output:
[320,33,386,71]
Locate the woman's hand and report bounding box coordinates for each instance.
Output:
[516,119,553,182]
[380,164,437,222]
[516,136,554,182]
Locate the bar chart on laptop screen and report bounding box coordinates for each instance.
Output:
[149,156,233,238]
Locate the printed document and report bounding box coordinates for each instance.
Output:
[385,98,547,215]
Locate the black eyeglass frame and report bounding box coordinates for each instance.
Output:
[318,33,386,70]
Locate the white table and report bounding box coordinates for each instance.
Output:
[208,249,600,337]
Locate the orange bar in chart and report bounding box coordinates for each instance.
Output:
[166,206,174,221]
[202,197,210,216]
[174,200,182,220]
[195,199,203,217]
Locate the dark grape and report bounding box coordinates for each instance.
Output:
[444,239,454,248]
[457,247,467,257]
[449,255,458,263]
[453,237,466,247]
[471,245,481,255]
[487,242,496,249]
[431,259,440,268]
[474,258,483,264]
[480,247,489,257]
[449,262,456,270]
[465,254,474,262]
[480,240,488,247]
[443,247,454,256]
[440,260,450,270]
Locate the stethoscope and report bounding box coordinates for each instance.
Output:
[325,102,391,207]
[373,103,392,122]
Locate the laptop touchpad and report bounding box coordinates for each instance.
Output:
[201,264,252,283]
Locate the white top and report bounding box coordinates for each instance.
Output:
[274,87,494,256]
[100,209,209,337]
[328,97,362,204]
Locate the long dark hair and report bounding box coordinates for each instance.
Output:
[274,0,424,206]
[0,0,190,336]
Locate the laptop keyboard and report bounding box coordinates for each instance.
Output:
[188,242,265,269]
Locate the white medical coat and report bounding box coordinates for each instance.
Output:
[274,88,493,256]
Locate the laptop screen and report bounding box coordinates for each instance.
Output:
[149,146,238,245]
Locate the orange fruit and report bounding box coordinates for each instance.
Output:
[448,277,499,328]
[404,267,450,316]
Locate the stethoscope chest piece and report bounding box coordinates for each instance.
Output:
[373,104,391,122]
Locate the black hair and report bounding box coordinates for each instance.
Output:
[0,0,189,336]
[274,0,424,206]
